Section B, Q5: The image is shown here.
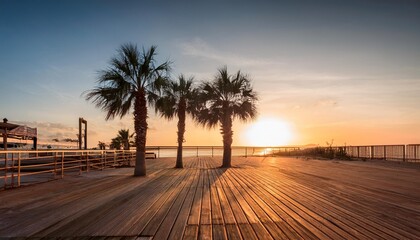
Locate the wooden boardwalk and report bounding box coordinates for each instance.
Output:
[0,156,419,239]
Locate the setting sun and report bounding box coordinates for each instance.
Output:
[246,118,293,146]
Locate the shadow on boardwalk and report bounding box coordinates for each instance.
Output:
[0,157,419,239]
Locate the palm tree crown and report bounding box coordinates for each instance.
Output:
[154,75,197,168]
[195,66,258,167]
[85,43,170,176]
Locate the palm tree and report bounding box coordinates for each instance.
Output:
[116,129,134,150]
[154,75,196,168]
[85,43,170,176]
[194,66,258,167]
[110,137,122,150]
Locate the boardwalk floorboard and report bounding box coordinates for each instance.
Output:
[0,156,419,239]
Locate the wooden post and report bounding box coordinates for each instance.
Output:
[158,147,160,158]
[245,147,247,158]
[414,145,417,160]
[17,152,21,187]
[196,147,198,157]
[212,147,214,157]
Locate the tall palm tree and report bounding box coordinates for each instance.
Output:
[85,43,170,176]
[194,66,258,167]
[154,75,196,168]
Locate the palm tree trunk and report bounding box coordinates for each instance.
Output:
[176,99,186,168]
[134,89,147,176]
[221,114,233,168]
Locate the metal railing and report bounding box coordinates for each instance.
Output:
[333,144,420,161]
[1,144,418,189]
[1,149,135,189]
[0,146,299,189]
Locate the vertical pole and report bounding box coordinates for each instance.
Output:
[33,137,37,150]
[84,120,87,150]
[414,145,417,160]
[61,152,64,179]
[403,145,406,162]
[212,147,214,157]
[383,145,387,160]
[54,152,57,179]
[18,152,21,187]
[11,153,14,188]
[114,151,116,165]
[245,147,247,158]
[196,146,198,157]
[4,151,8,189]
[357,146,360,158]
[371,146,374,159]
[86,152,89,172]
[79,118,82,150]
[158,147,160,158]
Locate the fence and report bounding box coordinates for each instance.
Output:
[0,146,299,189]
[1,144,418,189]
[1,150,135,189]
[332,144,420,162]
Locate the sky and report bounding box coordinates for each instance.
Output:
[1,0,420,148]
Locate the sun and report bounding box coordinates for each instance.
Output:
[245,118,293,146]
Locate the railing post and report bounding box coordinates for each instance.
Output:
[11,153,14,188]
[212,147,214,157]
[245,147,247,158]
[414,145,417,160]
[384,145,387,160]
[114,151,116,165]
[371,146,374,159]
[4,152,8,189]
[196,146,198,157]
[86,152,89,172]
[102,151,105,169]
[357,146,360,158]
[54,152,57,179]
[61,152,64,179]
[403,145,406,162]
[17,152,21,187]
[158,147,160,158]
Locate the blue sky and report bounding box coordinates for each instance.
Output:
[1,0,420,147]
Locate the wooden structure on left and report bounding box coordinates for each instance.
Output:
[78,117,87,150]
[0,118,37,150]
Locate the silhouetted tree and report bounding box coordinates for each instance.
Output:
[194,66,258,167]
[98,141,106,150]
[116,129,134,150]
[85,43,170,176]
[154,75,197,168]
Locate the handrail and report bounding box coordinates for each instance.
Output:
[1,145,418,190]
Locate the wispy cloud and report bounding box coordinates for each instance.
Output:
[178,37,284,68]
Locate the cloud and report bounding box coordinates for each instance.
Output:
[315,99,338,107]
[13,121,78,143]
[178,37,284,68]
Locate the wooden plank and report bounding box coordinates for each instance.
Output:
[212,224,227,240]
[199,224,212,240]
[183,225,198,240]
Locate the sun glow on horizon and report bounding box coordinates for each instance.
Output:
[245,118,293,147]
